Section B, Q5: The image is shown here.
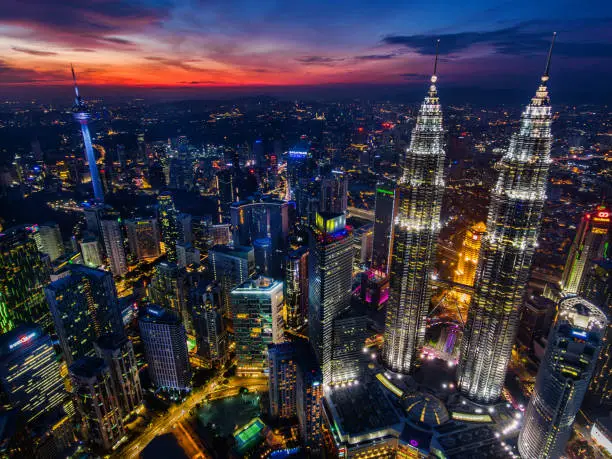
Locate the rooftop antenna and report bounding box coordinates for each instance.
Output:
[542,32,556,82]
[70,63,80,100]
[431,39,440,83]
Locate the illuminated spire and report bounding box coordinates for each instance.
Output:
[70,63,81,105]
[542,32,556,82]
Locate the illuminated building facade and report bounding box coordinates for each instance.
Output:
[371,183,397,274]
[0,324,66,425]
[458,53,555,403]
[268,342,298,419]
[69,357,125,451]
[518,297,607,459]
[94,335,143,416]
[100,216,128,277]
[45,265,124,365]
[284,247,309,330]
[232,276,284,376]
[209,244,255,317]
[32,222,64,262]
[561,205,610,294]
[157,192,180,262]
[191,284,229,368]
[148,262,189,329]
[383,64,445,375]
[320,171,348,214]
[71,66,104,202]
[80,235,103,267]
[125,217,161,261]
[0,228,51,333]
[454,221,486,287]
[296,344,323,452]
[139,305,191,391]
[308,212,354,385]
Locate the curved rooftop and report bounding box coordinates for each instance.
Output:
[404,392,450,426]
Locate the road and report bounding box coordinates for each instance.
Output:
[118,375,268,458]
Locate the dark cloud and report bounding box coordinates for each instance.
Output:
[72,48,96,53]
[11,46,58,56]
[99,37,135,46]
[296,56,345,65]
[145,56,201,71]
[0,59,65,84]
[354,53,396,61]
[179,80,218,85]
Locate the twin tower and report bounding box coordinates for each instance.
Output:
[383,35,556,404]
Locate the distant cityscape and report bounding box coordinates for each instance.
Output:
[0,34,610,459]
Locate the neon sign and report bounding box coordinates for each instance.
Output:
[571,330,587,339]
[9,332,37,350]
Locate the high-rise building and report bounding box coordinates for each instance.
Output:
[139,305,191,391]
[32,222,64,262]
[371,183,397,274]
[101,216,128,277]
[0,228,51,332]
[149,261,188,315]
[94,335,143,416]
[125,218,161,261]
[176,242,200,268]
[518,297,607,459]
[561,205,610,294]
[284,247,309,330]
[191,284,229,368]
[0,324,66,425]
[71,66,104,202]
[232,276,284,376]
[458,45,555,403]
[454,221,487,287]
[382,61,445,375]
[296,345,323,452]
[176,213,193,245]
[209,244,255,317]
[353,223,374,270]
[69,357,125,450]
[216,169,236,215]
[80,235,103,267]
[268,342,298,419]
[319,171,348,214]
[157,192,180,262]
[45,265,124,365]
[331,305,368,383]
[308,212,354,384]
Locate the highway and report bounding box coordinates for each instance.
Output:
[118,375,268,458]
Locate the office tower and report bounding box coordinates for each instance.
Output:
[0,228,51,333]
[176,212,192,244]
[191,285,228,368]
[216,169,236,215]
[353,223,374,270]
[71,66,104,202]
[561,205,610,294]
[296,345,323,451]
[454,221,487,287]
[232,276,284,376]
[83,202,105,236]
[45,265,124,365]
[518,297,607,459]
[139,305,191,391]
[371,183,397,274]
[517,295,555,350]
[308,212,354,384]
[69,357,125,450]
[382,55,445,375]
[253,139,265,167]
[210,223,232,246]
[94,335,143,416]
[176,242,200,268]
[458,41,556,403]
[285,247,309,330]
[286,141,310,200]
[148,262,189,330]
[268,342,298,419]
[253,237,272,275]
[331,306,368,383]
[320,171,348,214]
[0,324,66,424]
[80,235,103,267]
[157,192,180,262]
[32,222,64,262]
[101,216,128,277]
[125,218,161,261]
[209,244,255,317]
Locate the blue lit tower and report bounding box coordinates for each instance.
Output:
[71,65,104,202]
[457,35,556,403]
[382,42,446,374]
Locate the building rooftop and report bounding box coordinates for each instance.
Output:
[0,323,43,358]
[233,276,282,293]
[69,356,107,379]
[209,244,254,257]
[139,305,182,325]
[404,392,450,426]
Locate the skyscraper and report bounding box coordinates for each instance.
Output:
[32,222,64,262]
[308,212,354,384]
[561,205,610,294]
[125,218,161,261]
[319,170,348,214]
[0,228,51,332]
[139,305,191,391]
[458,38,556,403]
[148,262,189,328]
[0,324,66,425]
[45,265,124,365]
[94,335,143,417]
[382,50,445,375]
[454,221,487,287]
[209,244,255,317]
[518,297,607,459]
[191,284,229,368]
[268,342,298,419]
[284,247,309,330]
[71,66,104,202]
[371,183,397,274]
[69,357,125,450]
[232,276,284,376]
[80,235,103,267]
[157,192,180,262]
[101,216,128,277]
[296,345,323,452]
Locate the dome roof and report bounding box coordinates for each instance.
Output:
[404,393,449,426]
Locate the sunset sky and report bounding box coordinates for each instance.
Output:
[0,0,610,98]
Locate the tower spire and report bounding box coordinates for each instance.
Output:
[432,39,440,83]
[70,63,80,100]
[542,32,556,83]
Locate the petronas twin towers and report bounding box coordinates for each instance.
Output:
[383,36,555,404]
